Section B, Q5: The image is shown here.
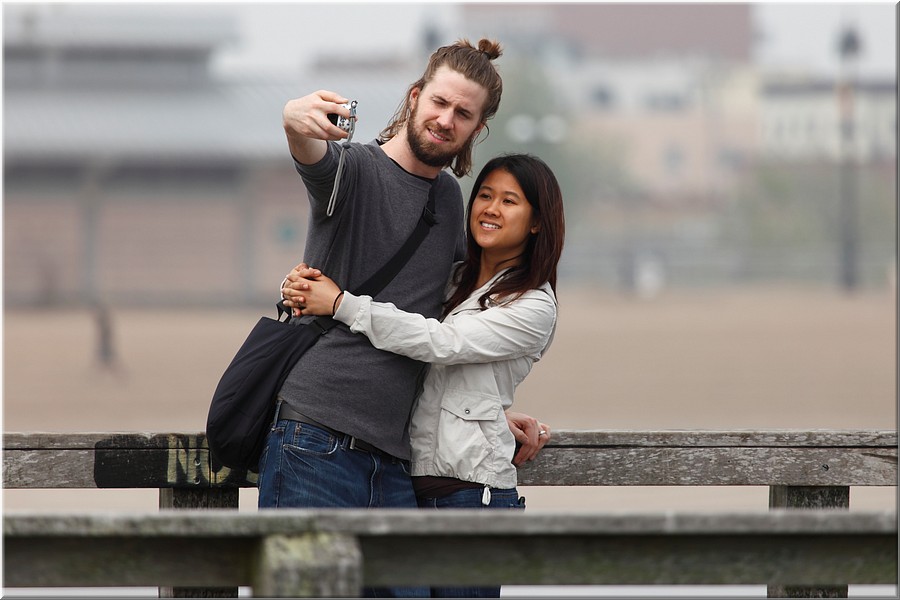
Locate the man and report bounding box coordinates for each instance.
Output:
[258,39,545,519]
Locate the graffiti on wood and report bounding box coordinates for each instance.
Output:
[92,434,255,487]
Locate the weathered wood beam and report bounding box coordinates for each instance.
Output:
[4,430,896,489]
[4,510,895,594]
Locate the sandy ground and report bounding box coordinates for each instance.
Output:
[3,284,896,513]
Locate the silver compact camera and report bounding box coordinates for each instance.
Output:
[327,100,358,132]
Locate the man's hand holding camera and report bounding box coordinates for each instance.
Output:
[282,90,356,164]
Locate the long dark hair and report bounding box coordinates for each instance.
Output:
[379,38,503,178]
[443,154,565,317]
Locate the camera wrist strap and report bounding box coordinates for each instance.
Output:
[326,116,357,217]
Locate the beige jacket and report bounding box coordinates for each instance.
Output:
[333,271,557,489]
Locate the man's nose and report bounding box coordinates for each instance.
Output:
[435,108,454,130]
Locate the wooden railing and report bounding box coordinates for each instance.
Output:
[3,429,897,597]
[5,509,896,597]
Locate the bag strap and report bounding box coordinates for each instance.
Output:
[354,182,437,298]
[279,181,439,330]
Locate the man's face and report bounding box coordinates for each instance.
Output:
[406,65,488,169]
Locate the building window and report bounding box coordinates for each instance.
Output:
[645,93,685,112]
[717,148,743,171]
[103,163,241,194]
[275,218,300,245]
[5,162,85,193]
[591,86,615,109]
[663,143,685,176]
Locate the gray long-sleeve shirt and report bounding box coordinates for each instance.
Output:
[278,140,466,460]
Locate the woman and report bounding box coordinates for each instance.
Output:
[283,153,565,597]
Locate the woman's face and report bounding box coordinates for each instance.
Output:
[470,168,538,263]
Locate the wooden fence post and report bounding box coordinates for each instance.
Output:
[160,488,239,510]
[252,533,363,598]
[769,486,850,511]
[159,488,239,598]
[768,485,851,598]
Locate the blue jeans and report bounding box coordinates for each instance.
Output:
[418,487,526,598]
[257,418,427,597]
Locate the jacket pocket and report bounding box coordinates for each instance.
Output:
[433,392,500,482]
[441,392,500,421]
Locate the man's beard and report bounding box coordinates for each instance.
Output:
[406,105,466,169]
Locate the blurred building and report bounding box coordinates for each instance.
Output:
[459,3,895,188]
[460,3,754,61]
[760,77,896,162]
[2,6,443,308]
[4,7,314,307]
[456,3,895,291]
[4,4,895,305]
[460,3,758,202]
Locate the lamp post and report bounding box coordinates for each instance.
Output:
[837,25,860,292]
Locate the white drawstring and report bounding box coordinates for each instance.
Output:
[481,485,491,506]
